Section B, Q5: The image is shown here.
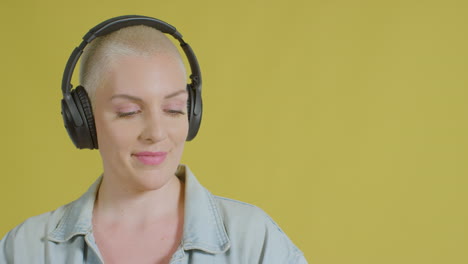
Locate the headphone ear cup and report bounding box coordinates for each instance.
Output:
[186,84,194,140]
[186,84,202,141]
[61,95,81,148]
[72,86,98,149]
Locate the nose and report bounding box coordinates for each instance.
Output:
[138,111,167,144]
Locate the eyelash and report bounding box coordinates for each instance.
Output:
[117,110,142,118]
[165,110,186,117]
[116,109,185,118]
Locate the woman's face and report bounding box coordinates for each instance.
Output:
[93,53,188,191]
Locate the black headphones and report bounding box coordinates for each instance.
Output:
[61,15,203,149]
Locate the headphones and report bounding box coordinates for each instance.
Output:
[61,15,203,149]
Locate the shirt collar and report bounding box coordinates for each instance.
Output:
[47,165,230,254]
[177,165,230,254]
[47,175,101,242]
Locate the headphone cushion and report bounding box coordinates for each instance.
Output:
[74,86,98,148]
[186,84,202,141]
[187,84,193,122]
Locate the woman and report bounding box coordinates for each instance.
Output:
[0,16,307,264]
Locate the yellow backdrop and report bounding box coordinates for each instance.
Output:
[1,0,467,263]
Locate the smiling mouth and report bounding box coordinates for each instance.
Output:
[132,152,167,165]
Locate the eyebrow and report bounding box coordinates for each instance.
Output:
[164,90,188,99]
[110,90,188,102]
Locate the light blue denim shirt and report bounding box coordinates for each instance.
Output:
[1,165,307,263]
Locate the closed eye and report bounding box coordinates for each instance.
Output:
[117,110,142,118]
[166,109,186,117]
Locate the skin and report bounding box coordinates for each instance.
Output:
[91,52,188,264]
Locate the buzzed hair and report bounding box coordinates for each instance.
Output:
[79,25,186,104]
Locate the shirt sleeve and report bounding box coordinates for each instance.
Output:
[294,253,309,264]
[258,209,309,264]
[0,229,15,264]
[213,195,308,263]
[232,204,307,264]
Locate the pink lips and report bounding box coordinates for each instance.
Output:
[133,151,167,165]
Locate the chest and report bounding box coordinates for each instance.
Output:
[92,221,183,264]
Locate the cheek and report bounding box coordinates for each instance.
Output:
[169,119,189,144]
[95,114,138,153]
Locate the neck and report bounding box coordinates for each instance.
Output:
[93,173,185,227]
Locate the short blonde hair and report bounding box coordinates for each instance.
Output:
[79,25,185,104]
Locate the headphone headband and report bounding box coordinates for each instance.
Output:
[86,15,180,41]
[61,15,202,96]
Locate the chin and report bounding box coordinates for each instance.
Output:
[130,164,179,191]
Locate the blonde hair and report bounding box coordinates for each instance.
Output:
[79,25,185,104]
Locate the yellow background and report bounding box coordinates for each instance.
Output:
[1,0,467,263]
